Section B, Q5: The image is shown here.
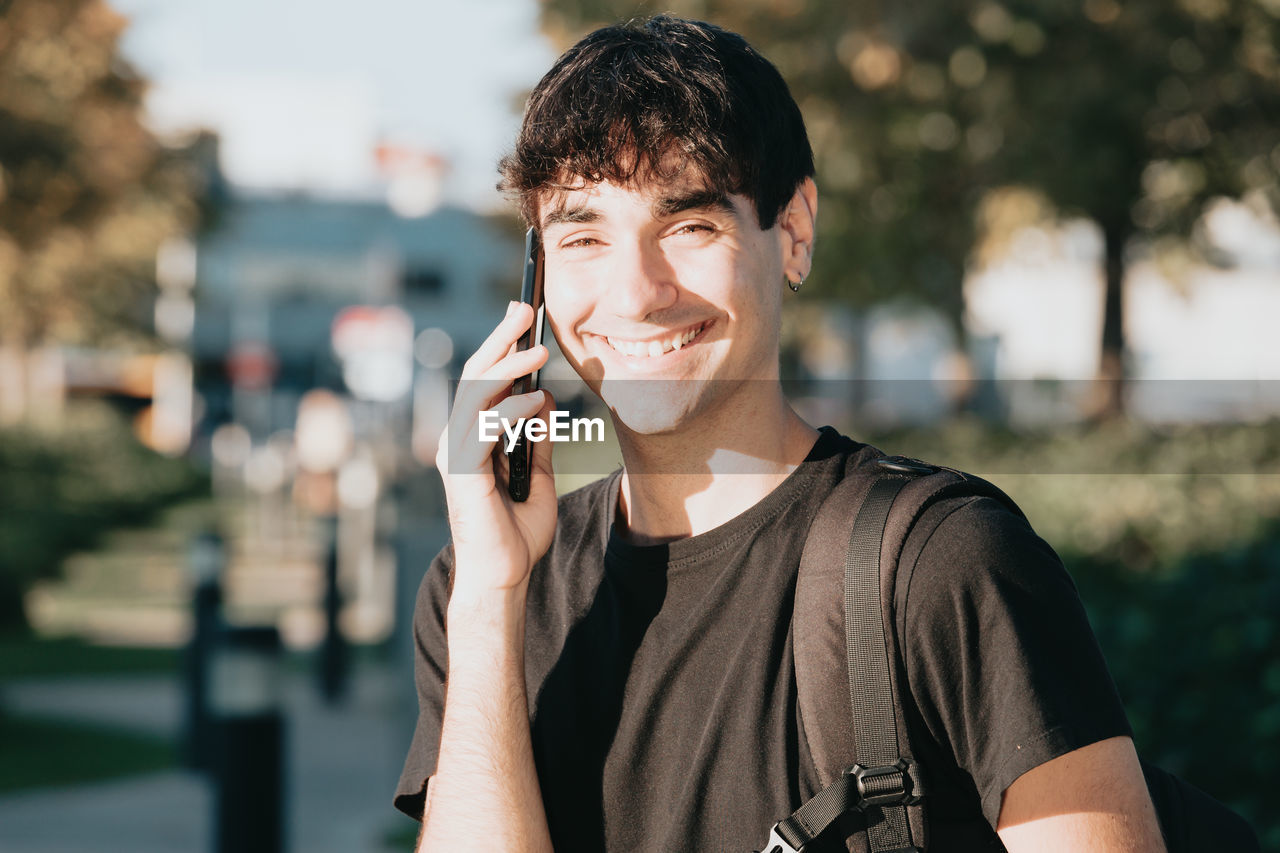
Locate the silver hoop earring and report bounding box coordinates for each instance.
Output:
[787,276,803,293]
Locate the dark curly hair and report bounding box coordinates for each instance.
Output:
[498,15,814,230]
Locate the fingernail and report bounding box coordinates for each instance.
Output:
[506,301,519,317]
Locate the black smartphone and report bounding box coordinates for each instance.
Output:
[505,227,546,502]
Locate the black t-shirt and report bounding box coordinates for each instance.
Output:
[395,427,1132,851]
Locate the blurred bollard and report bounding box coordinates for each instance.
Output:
[294,389,353,705]
[184,530,225,770]
[318,514,348,704]
[211,625,286,853]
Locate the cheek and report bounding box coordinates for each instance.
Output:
[714,247,779,318]
[727,247,784,339]
[543,278,588,347]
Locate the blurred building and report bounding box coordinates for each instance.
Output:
[191,193,516,438]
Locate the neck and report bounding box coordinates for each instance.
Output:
[613,385,820,546]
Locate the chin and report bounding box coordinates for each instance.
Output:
[599,376,715,436]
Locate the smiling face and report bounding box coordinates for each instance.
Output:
[537,174,814,436]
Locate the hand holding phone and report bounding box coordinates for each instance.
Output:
[431,228,554,598]
[505,227,546,502]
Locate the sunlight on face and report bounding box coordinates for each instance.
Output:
[537,175,787,435]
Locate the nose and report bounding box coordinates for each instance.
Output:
[603,237,678,322]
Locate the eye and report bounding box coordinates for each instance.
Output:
[560,235,601,249]
[670,222,716,237]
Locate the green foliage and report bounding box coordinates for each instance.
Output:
[869,416,1280,566]
[0,400,209,633]
[0,636,179,679]
[0,710,176,793]
[535,0,1280,347]
[1072,535,1280,847]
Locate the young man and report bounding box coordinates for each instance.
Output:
[395,15,1165,852]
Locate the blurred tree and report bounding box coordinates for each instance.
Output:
[535,0,1280,415]
[0,0,208,422]
[981,0,1280,416]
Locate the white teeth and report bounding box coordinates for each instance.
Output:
[605,323,703,358]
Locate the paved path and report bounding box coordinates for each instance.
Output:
[0,665,419,853]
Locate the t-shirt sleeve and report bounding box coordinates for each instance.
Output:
[901,496,1132,828]
[393,543,453,821]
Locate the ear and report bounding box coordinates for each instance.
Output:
[779,177,817,286]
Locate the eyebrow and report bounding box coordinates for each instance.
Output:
[540,189,738,230]
[652,190,737,220]
[541,205,600,229]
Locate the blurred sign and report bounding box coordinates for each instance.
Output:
[226,342,278,390]
[331,306,414,402]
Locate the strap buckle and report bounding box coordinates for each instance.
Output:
[875,455,937,476]
[847,759,923,808]
[757,824,803,853]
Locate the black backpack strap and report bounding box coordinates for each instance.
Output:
[768,453,1024,853]
[842,468,927,853]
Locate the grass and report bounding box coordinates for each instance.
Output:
[0,636,182,793]
[0,635,180,681]
[0,712,177,794]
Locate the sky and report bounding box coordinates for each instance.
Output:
[106,1,1280,258]
[110,0,556,210]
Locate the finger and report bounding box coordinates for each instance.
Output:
[491,438,510,480]
[461,302,535,380]
[449,390,547,476]
[443,346,547,482]
[490,388,547,425]
[451,345,549,428]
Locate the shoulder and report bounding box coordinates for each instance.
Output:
[910,491,1059,578]
[895,485,1118,739]
[548,468,621,555]
[555,468,621,521]
[894,482,1095,689]
[808,433,1060,595]
[900,491,1075,625]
